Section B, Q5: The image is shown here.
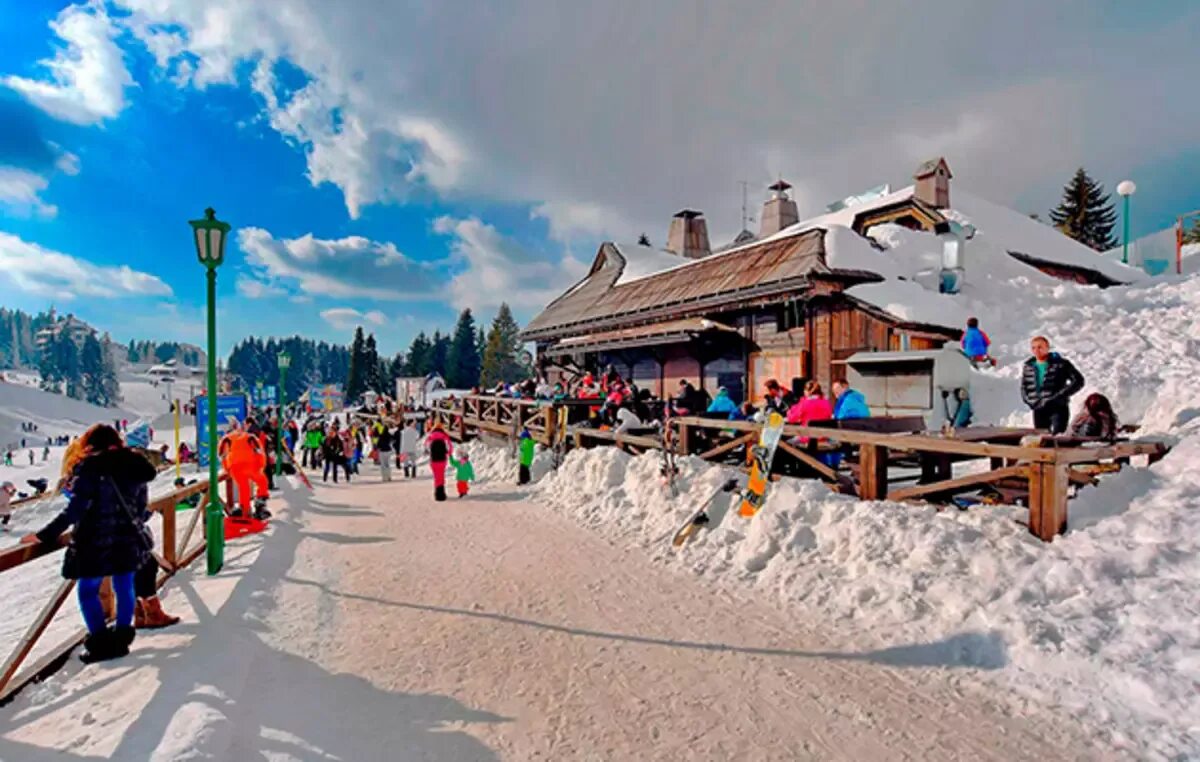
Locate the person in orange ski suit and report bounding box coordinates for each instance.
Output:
[219,420,270,520]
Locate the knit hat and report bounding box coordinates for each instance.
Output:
[519,429,531,439]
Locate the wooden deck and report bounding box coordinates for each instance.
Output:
[429,396,1170,543]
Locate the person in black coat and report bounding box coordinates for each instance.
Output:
[1020,336,1085,434]
[21,425,157,663]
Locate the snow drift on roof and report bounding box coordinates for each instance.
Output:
[611,242,690,285]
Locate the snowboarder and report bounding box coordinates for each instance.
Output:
[1021,336,1084,435]
[426,423,452,501]
[0,481,15,532]
[961,317,997,367]
[448,451,475,497]
[517,429,536,485]
[831,379,870,420]
[398,420,420,478]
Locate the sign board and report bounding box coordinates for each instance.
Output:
[307,384,344,413]
[195,394,249,467]
[251,384,277,408]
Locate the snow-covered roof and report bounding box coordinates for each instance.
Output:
[610,242,690,285]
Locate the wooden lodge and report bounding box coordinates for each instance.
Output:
[523,158,1126,401]
[522,222,960,404]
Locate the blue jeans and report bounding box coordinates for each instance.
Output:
[78,572,136,634]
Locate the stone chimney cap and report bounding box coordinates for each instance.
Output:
[914,157,952,179]
[767,180,792,192]
[673,209,703,219]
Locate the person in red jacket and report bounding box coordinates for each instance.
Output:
[425,423,453,502]
[786,381,834,445]
[219,420,271,520]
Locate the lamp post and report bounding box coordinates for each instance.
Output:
[1117,180,1136,265]
[189,207,231,576]
[276,352,290,475]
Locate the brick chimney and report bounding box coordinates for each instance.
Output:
[759,180,799,237]
[666,209,711,259]
[913,157,952,209]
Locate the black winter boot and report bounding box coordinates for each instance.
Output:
[434,485,446,502]
[79,628,131,664]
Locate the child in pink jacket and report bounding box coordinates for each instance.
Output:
[786,381,834,444]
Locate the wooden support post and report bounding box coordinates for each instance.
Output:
[161,499,177,569]
[696,432,757,462]
[777,440,838,482]
[678,422,690,456]
[0,579,75,699]
[858,444,889,500]
[1028,462,1070,541]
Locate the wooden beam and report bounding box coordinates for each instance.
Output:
[858,444,889,500]
[776,440,839,482]
[1056,441,1169,464]
[887,465,1028,502]
[0,579,75,698]
[696,432,756,462]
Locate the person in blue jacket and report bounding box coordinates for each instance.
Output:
[961,317,997,367]
[831,379,870,420]
[705,387,739,419]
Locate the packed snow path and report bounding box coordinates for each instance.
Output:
[1,477,1104,760]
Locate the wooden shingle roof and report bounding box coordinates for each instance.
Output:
[522,229,878,341]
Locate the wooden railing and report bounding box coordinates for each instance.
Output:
[0,474,233,702]
[429,396,594,446]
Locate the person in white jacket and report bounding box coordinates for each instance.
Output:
[398,420,421,478]
[614,403,643,434]
[1,481,15,532]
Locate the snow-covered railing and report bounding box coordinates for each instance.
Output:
[0,475,232,702]
[429,395,594,445]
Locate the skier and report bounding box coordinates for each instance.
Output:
[219,421,271,520]
[448,450,475,498]
[0,481,15,532]
[398,420,420,478]
[42,445,50,462]
[961,317,997,367]
[517,429,536,485]
[28,450,34,465]
[1020,336,1084,434]
[426,423,452,501]
[831,379,870,420]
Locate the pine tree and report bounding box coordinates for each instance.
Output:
[480,303,524,386]
[446,309,481,389]
[1049,168,1119,252]
[346,326,368,400]
[405,332,433,376]
[363,333,382,394]
[79,334,107,405]
[429,330,450,378]
[1184,218,1200,245]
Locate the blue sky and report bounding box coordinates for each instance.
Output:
[1,1,1197,355]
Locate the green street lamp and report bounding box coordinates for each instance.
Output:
[1117,180,1136,266]
[189,207,231,576]
[276,352,291,476]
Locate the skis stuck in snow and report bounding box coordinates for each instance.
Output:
[671,477,742,547]
[736,412,786,518]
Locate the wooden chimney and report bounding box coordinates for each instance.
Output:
[666,209,711,259]
[913,157,952,209]
[760,179,799,237]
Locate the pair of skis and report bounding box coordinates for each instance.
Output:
[671,412,786,547]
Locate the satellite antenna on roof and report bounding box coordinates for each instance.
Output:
[739,181,756,231]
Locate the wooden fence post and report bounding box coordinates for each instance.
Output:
[858,444,889,500]
[678,421,690,456]
[161,500,177,569]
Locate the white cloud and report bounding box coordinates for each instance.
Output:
[0,231,173,299]
[434,215,588,313]
[320,307,387,330]
[3,1,135,125]
[237,227,445,300]
[113,0,1200,239]
[0,167,57,218]
[235,274,287,299]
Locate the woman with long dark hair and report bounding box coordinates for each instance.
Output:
[21,424,158,663]
[1069,392,1119,440]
